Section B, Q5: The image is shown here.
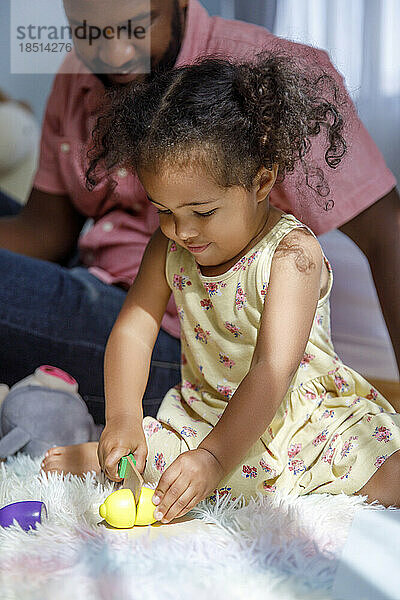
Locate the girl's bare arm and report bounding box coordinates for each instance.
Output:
[199,229,325,476]
[104,227,171,419]
[99,228,172,477]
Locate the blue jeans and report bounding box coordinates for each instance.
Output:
[0,191,180,423]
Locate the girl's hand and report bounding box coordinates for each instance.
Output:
[152,448,224,523]
[97,417,148,481]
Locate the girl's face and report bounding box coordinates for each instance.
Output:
[140,164,277,275]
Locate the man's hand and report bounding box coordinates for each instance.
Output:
[152,448,224,523]
[0,188,85,261]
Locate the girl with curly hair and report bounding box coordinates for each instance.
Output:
[87,52,400,522]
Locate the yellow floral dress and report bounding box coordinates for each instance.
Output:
[143,213,400,500]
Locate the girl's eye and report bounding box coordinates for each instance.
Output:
[156,209,216,217]
[195,209,217,218]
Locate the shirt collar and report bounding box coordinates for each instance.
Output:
[175,0,212,67]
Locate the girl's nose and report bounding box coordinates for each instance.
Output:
[98,38,136,69]
[174,217,199,243]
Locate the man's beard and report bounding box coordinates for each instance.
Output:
[88,0,185,85]
[149,0,184,78]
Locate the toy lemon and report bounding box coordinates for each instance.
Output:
[99,486,157,528]
[135,487,158,526]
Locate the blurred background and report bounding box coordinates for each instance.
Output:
[0,0,399,381]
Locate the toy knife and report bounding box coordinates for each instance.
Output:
[118,453,144,504]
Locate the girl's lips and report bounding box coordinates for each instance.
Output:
[186,243,210,253]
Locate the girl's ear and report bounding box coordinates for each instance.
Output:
[255,165,279,202]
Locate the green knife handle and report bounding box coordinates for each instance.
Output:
[118,453,137,478]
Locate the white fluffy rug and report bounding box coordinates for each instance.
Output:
[0,454,384,600]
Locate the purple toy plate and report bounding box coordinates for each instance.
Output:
[0,501,47,531]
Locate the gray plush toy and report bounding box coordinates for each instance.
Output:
[0,365,102,459]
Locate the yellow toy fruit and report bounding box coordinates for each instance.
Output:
[135,487,157,526]
[99,487,157,528]
[99,489,136,528]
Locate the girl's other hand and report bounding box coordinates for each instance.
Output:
[152,448,224,523]
[97,417,148,481]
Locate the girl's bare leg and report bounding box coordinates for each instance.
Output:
[357,449,400,508]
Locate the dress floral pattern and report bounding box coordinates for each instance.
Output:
[142,214,400,499]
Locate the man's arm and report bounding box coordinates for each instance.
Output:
[0,187,86,262]
[339,187,400,376]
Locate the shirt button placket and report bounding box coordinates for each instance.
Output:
[117,167,128,178]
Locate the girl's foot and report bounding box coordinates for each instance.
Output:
[41,442,100,476]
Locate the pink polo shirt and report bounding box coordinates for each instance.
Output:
[33,0,396,339]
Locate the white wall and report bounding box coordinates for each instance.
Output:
[0,1,54,122]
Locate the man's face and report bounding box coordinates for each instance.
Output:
[63,0,187,84]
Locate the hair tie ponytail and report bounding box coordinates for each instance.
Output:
[87,51,347,212]
[233,51,347,206]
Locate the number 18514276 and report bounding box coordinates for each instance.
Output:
[19,42,72,53]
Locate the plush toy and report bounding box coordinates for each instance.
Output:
[0,91,40,204]
[0,92,39,174]
[0,365,102,459]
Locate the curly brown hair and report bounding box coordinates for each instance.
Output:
[86,51,347,209]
